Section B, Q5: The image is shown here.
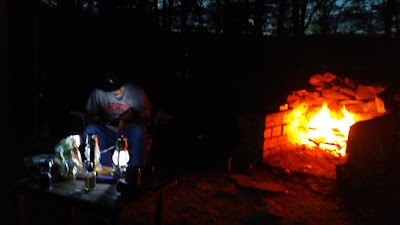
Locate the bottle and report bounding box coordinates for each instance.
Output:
[125,166,141,188]
[85,133,101,173]
[85,162,96,191]
[85,135,97,191]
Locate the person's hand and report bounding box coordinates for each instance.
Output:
[118,119,133,130]
[106,123,120,133]
[106,119,134,133]
[119,109,137,123]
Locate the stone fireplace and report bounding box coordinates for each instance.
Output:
[262,72,388,179]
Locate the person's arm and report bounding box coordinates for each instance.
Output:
[88,107,121,133]
[117,85,152,130]
[116,107,146,130]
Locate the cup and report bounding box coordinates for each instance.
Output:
[39,158,53,190]
[125,166,141,188]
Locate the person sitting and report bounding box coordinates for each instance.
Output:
[82,69,152,170]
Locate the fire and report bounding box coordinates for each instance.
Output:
[286,102,357,157]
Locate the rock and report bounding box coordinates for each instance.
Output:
[375,96,386,113]
[216,183,240,196]
[309,97,325,106]
[355,84,376,100]
[368,85,386,94]
[264,199,285,218]
[293,89,309,96]
[287,92,314,109]
[309,74,324,86]
[230,173,287,193]
[332,85,340,91]
[344,77,358,89]
[346,113,400,191]
[338,99,363,105]
[314,85,326,91]
[359,100,379,113]
[339,86,356,97]
[321,89,352,100]
[305,178,335,195]
[322,72,337,83]
[311,91,320,98]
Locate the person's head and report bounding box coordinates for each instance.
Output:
[98,70,127,93]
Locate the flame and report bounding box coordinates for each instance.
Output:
[286,102,356,157]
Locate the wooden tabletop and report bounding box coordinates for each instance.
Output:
[16,177,178,212]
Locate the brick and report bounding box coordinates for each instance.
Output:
[267,136,279,148]
[282,110,293,124]
[265,114,275,127]
[274,113,283,126]
[278,134,289,145]
[282,124,291,135]
[266,111,288,127]
[272,126,282,136]
[262,148,269,161]
[264,128,272,138]
[263,140,269,152]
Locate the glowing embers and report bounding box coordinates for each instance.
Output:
[286,102,357,157]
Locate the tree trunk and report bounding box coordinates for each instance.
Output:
[277,0,287,38]
[291,0,300,38]
[299,0,307,37]
[197,8,204,31]
[319,2,329,36]
[383,0,395,37]
[214,0,222,33]
[1,0,10,142]
[152,0,160,30]
[167,0,174,32]
[254,0,264,36]
[223,0,232,35]
[162,0,167,31]
[99,0,114,17]
[181,0,189,33]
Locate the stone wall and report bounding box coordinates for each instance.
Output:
[262,109,347,179]
[263,111,292,161]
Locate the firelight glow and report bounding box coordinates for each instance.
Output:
[287,102,356,157]
[112,150,130,168]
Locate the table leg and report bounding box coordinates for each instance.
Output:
[69,205,77,225]
[155,192,165,225]
[17,192,25,225]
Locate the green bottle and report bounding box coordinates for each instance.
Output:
[85,162,96,191]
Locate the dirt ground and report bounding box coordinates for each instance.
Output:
[12,154,400,225]
[12,128,400,225]
[124,161,400,225]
